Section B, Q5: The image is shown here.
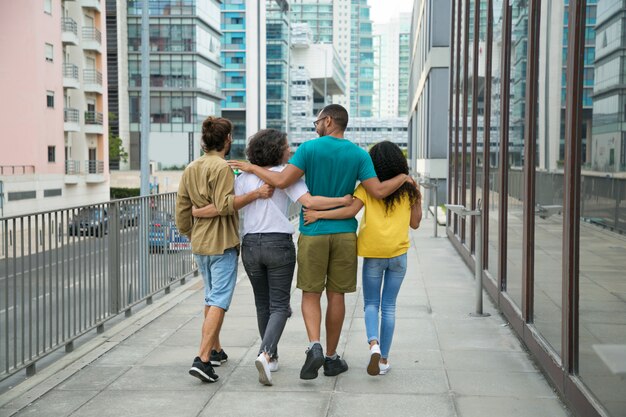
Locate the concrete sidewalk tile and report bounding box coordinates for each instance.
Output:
[447,370,557,398]
[91,344,155,366]
[70,390,210,417]
[11,390,99,417]
[106,364,231,391]
[222,365,336,392]
[454,396,572,417]
[441,350,538,373]
[342,348,444,371]
[138,345,198,367]
[201,391,331,417]
[335,369,449,395]
[328,393,457,417]
[55,365,130,391]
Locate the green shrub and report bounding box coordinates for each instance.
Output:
[110,187,140,199]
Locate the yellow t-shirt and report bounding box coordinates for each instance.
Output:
[353,184,412,258]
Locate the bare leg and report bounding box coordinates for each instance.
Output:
[198,306,225,362]
[301,291,322,342]
[203,306,223,352]
[325,291,345,356]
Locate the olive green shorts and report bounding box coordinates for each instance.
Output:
[297,233,357,293]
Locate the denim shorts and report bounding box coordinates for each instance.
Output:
[194,247,238,311]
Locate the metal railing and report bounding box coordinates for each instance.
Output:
[84,111,103,125]
[82,26,102,44]
[86,160,104,174]
[0,193,196,379]
[61,17,78,35]
[83,69,102,85]
[0,166,35,175]
[65,160,80,175]
[63,63,79,80]
[64,108,79,123]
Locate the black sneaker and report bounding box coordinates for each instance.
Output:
[323,355,349,376]
[189,356,219,383]
[299,344,324,380]
[210,349,228,366]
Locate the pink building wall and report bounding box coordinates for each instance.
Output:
[0,1,65,175]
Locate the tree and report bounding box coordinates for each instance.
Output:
[109,113,128,163]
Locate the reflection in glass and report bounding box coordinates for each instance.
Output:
[464,0,475,249]
[487,0,504,279]
[531,0,574,355]
[579,1,626,416]
[449,0,458,232]
[505,0,529,308]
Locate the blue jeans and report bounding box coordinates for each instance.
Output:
[194,248,238,311]
[362,254,407,359]
[242,233,296,358]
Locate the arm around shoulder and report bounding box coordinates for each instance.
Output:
[360,173,409,200]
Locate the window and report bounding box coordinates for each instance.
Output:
[44,0,52,14]
[46,91,54,108]
[47,146,56,162]
[45,43,53,62]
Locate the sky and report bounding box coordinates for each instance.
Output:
[368,0,414,24]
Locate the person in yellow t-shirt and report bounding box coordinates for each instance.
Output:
[303,141,422,376]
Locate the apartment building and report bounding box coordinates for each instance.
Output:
[0,0,109,217]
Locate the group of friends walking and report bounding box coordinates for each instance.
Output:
[175,104,422,387]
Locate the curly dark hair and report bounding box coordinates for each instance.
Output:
[201,116,232,152]
[369,141,420,214]
[246,129,288,167]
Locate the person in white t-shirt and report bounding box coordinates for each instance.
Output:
[192,129,351,386]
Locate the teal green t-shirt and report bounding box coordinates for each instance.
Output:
[289,136,377,235]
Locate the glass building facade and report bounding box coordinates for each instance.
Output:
[350,0,374,117]
[126,1,222,132]
[220,0,247,158]
[448,1,626,416]
[125,0,222,168]
[266,0,290,132]
[290,2,333,43]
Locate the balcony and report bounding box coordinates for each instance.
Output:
[80,0,101,12]
[64,160,80,184]
[64,108,80,132]
[83,69,103,94]
[222,43,245,51]
[86,160,105,183]
[61,17,79,45]
[82,27,102,52]
[63,63,80,89]
[84,111,103,134]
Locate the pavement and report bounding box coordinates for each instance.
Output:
[0,223,572,417]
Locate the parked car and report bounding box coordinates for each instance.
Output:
[148,210,190,253]
[119,203,140,228]
[68,207,108,237]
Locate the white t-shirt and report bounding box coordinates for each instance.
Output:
[234,165,308,236]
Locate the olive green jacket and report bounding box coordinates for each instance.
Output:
[176,152,239,255]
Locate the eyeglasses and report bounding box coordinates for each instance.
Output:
[313,116,328,127]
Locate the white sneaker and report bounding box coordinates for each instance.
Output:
[367,344,381,376]
[269,359,279,372]
[255,353,273,386]
[379,362,391,375]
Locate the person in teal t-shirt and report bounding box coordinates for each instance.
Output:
[228,104,412,380]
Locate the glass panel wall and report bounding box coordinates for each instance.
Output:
[449,0,458,230]
[487,0,504,279]
[505,0,529,308]
[461,0,476,248]
[579,1,626,416]
[532,0,569,355]
[456,0,468,237]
